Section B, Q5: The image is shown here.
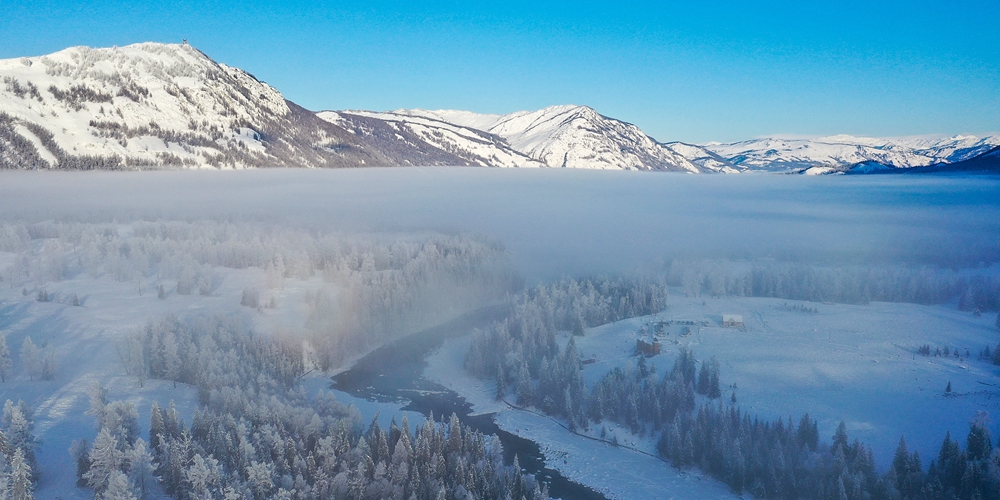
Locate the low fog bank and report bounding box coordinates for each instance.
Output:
[1,168,998,280]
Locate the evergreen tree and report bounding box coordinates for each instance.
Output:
[103,470,136,500]
[127,438,156,500]
[185,454,220,499]
[495,370,505,401]
[707,357,721,399]
[3,401,37,469]
[935,431,965,493]
[18,338,38,381]
[148,402,164,453]
[9,448,32,500]
[797,414,819,452]
[69,438,91,487]
[833,421,849,452]
[966,419,992,462]
[0,333,10,382]
[697,360,711,395]
[85,428,123,494]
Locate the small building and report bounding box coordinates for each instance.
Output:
[637,337,661,356]
[722,314,744,328]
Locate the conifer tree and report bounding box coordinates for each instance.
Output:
[18,338,38,381]
[9,448,32,500]
[148,402,164,453]
[127,438,157,500]
[69,438,91,487]
[0,333,10,383]
[966,419,992,461]
[833,421,849,452]
[3,401,37,469]
[85,428,123,494]
[103,470,136,500]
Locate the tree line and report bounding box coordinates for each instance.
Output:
[667,259,1000,312]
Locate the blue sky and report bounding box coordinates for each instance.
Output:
[2,0,998,143]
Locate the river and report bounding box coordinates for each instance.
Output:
[331,305,607,500]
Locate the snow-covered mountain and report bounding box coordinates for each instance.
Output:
[396,105,743,173]
[704,134,1000,173]
[316,109,545,168]
[0,43,509,169]
[2,42,996,173]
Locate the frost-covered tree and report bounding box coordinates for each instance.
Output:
[3,401,37,470]
[69,438,91,487]
[18,338,38,381]
[184,454,220,500]
[103,470,136,500]
[245,461,273,500]
[8,448,32,500]
[0,333,10,382]
[84,428,123,494]
[127,439,156,500]
[115,333,146,387]
[86,382,109,430]
[148,402,164,453]
[39,346,55,381]
[103,401,140,447]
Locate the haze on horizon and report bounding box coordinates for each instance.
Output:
[2,0,998,144]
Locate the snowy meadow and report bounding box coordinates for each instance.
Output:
[0,168,999,500]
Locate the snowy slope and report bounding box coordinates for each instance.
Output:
[400,106,742,172]
[705,134,1000,172]
[910,135,1000,163]
[661,141,743,173]
[0,43,500,170]
[317,110,544,168]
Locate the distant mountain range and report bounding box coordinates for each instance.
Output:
[706,135,1000,174]
[1,42,997,174]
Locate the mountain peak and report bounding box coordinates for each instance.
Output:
[1,42,429,169]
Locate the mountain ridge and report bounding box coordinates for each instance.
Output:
[1,42,997,173]
[0,43,501,169]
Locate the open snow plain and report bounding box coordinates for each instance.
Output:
[1,168,999,499]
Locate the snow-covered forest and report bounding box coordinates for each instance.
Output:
[72,316,549,500]
[0,217,535,499]
[462,275,1000,499]
[0,220,518,369]
[664,259,1000,313]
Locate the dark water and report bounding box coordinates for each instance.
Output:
[331,305,607,500]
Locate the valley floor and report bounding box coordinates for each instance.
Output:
[426,293,1000,499]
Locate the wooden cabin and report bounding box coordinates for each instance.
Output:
[637,337,661,356]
